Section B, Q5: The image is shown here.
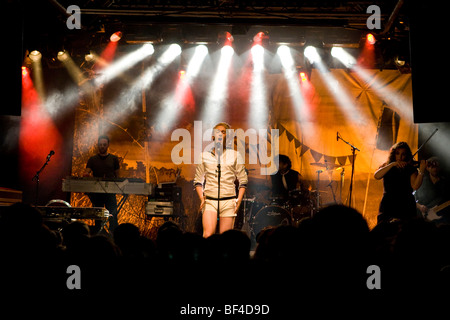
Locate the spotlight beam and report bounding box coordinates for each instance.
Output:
[94,43,154,87]
[201,45,234,128]
[332,47,412,119]
[250,44,268,130]
[154,45,207,132]
[76,44,182,152]
[307,46,366,124]
[277,45,311,122]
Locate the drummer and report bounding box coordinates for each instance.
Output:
[270,154,306,205]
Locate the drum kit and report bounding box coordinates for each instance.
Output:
[237,161,348,240]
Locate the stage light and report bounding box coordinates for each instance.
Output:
[85,52,96,62]
[253,31,269,46]
[195,44,208,56]
[22,66,28,77]
[394,55,406,67]
[142,43,155,55]
[218,31,234,47]
[300,72,308,82]
[29,50,45,101]
[366,33,376,45]
[277,45,294,68]
[159,44,182,65]
[251,44,264,72]
[179,70,186,80]
[221,44,234,57]
[277,45,290,58]
[184,45,208,81]
[110,31,122,42]
[331,47,356,68]
[304,46,321,64]
[57,51,69,62]
[29,50,42,62]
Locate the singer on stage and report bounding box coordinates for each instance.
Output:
[84,135,120,233]
[194,122,248,238]
[374,141,426,224]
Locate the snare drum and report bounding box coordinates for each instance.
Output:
[250,205,292,238]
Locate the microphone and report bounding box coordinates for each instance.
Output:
[47,150,55,161]
[336,132,339,141]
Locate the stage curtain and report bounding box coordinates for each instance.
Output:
[271,69,415,227]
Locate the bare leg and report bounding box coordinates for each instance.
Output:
[219,216,235,234]
[202,210,218,238]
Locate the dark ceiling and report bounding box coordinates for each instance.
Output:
[16,0,412,69]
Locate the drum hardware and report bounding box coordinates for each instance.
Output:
[250,205,292,238]
[310,161,350,208]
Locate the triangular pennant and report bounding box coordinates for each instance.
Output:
[300,144,310,156]
[337,156,347,166]
[277,123,286,135]
[294,139,301,149]
[348,154,357,165]
[310,149,323,162]
[286,130,294,142]
[324,155,336,166]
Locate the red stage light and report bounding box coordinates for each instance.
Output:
[367,33,376,45]
[179,70,186,80]
[220,31,234,47]
[110,31,123,42]
[300,72,307,82]
[253,31,268,46]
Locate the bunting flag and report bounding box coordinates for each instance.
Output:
[299,144,310,156]
[276,122,356,167]
[337,156,348,166]
[310,149,323,162]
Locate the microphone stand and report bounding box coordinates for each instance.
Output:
[32,154,53,206]
[216,143,222,224]
[337,133,360,207]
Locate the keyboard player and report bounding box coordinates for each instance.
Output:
[83,135,120,233]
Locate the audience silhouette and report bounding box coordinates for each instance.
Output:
[1,202,450,315]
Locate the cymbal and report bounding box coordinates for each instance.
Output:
[310,162,347,170]
[310,189,330,194]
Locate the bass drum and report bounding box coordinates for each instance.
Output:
[250,205,292,238]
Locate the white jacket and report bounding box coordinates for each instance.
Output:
[194,148,248,198]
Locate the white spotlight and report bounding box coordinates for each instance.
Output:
[186,45,208,79]
[195,44,208,56]
[57,50,69,62]
[221,45,234,57]
[29,50,42,62]
[142,43,155,55]
[277,45,290,58]
[159,44,182,65]
[331,47,356,68]
[277,45,294,69]
[169,44,182,56]
[251,44,264,71]
[304,46,321,64]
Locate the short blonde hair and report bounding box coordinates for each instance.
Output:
[213,122,231,130]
